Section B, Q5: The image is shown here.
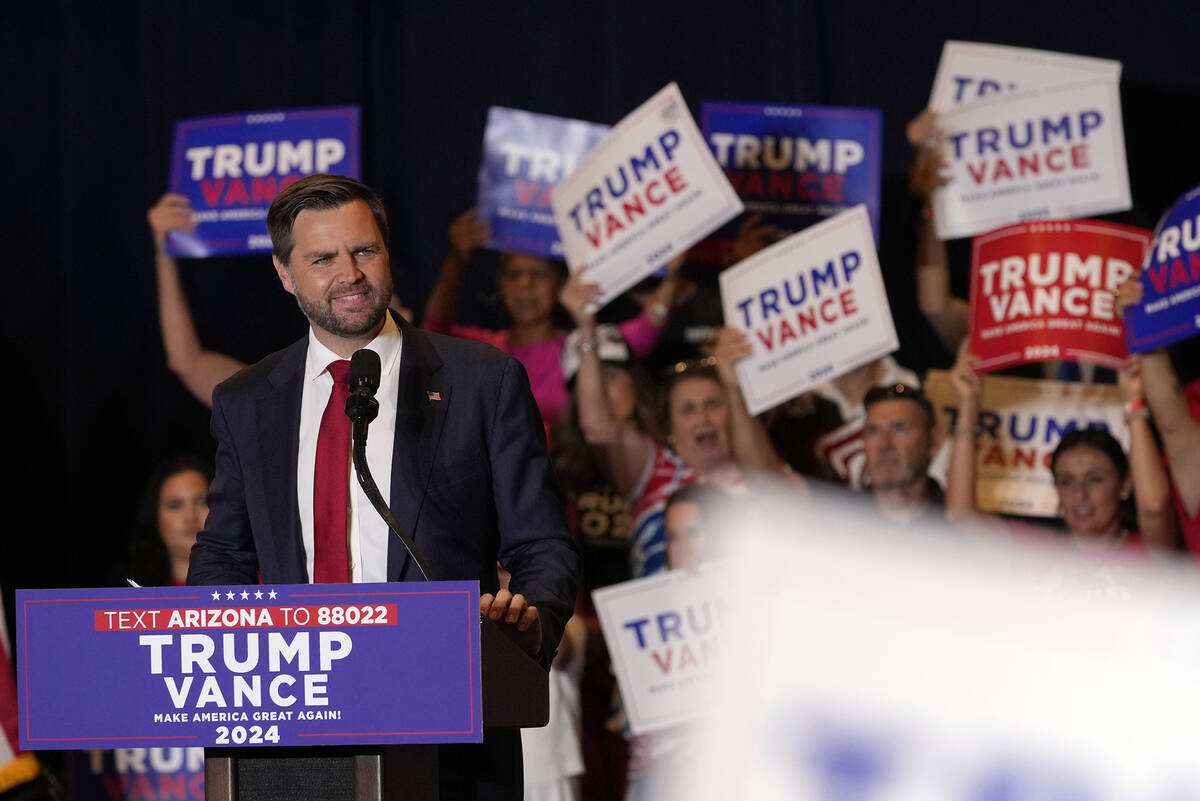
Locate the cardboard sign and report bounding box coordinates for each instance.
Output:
[925,369,1127,517]
[929,41,1121,111]
[17,582,481,749]
[669,496,1200,801]
[65,748,205,801]
[719,205,898,415]
[1124,184,1200,352]
[593,565,726,736]
[968,219,1148,372]
[932,79,1131,240]
[699,101,882,242]
[166,106,361,258]
[476,106,609,259]
[551,83,743,306]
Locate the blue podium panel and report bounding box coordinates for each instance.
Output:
[17,582,482,749]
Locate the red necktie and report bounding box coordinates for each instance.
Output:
[314,359,351,583]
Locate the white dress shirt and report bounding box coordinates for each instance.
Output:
[296,314,403,583]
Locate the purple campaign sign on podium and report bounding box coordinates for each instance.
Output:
[17,582,482,749]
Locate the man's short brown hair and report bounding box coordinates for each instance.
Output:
[267,174,389,265]
[863,383,936,430]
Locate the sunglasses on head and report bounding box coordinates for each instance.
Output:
[663,356,717,379]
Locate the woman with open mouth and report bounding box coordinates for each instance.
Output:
[559,275,803,580]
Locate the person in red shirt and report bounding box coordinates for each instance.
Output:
[945,341,1178,551]
[1117,277,1200,556]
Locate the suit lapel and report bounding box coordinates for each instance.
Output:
[389,318,450,580]
[256,339,308,583]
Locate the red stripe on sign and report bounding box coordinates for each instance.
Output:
[0,628,22,757]
[94,605,398,631]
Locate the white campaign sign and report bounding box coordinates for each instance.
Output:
[925,369,1128,517]
[592,566,725,736]
[719,205,898,415]
[552,82,743,306]
[668,494,1200,801]
[929,41,1121,111]
[931,78,1130,240]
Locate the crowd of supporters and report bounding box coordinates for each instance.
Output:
[5,101,1200,801]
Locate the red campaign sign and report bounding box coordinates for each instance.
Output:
[969,220,1150,372]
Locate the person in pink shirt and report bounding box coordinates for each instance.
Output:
[422,208,687,429]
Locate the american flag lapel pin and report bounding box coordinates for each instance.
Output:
[426,390,442,402]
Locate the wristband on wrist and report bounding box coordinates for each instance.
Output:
[1124,398,1150,421]
[949,419,981,437]
[576,338,598,356]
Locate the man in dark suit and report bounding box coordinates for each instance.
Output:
[188,174,579,798]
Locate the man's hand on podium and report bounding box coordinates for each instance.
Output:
[480,589,542,659]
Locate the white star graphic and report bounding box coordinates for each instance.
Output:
[240,591,250,599]
[268,590,278,599]
[226,591,235,600]
[254,590,263,600]
[211,591,221,600]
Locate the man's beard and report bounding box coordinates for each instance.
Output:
[293,276,392,339]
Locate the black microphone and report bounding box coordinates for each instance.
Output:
[345,348,380,429]
[343,348,436,582]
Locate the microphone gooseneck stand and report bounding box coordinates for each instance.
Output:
[345,349,436,582]
[205,350,504,801]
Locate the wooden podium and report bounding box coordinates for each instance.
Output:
[203,618,548,801]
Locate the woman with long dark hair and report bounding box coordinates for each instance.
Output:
[122,456,212,586]
[946,343,1177,550]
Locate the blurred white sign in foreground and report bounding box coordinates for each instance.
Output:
[662,490,1200,800]
[593,563,729,735]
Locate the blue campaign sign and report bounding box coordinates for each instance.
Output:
[166,106,361,258]
[476,106,609,259]
[17,582,481,749]
[1125,185,1200,352]
[700,101,883,243]
[63,747,206,801]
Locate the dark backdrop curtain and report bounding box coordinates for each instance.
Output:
[2,0,1198,590]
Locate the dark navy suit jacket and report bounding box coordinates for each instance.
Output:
[188,314,580,665]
